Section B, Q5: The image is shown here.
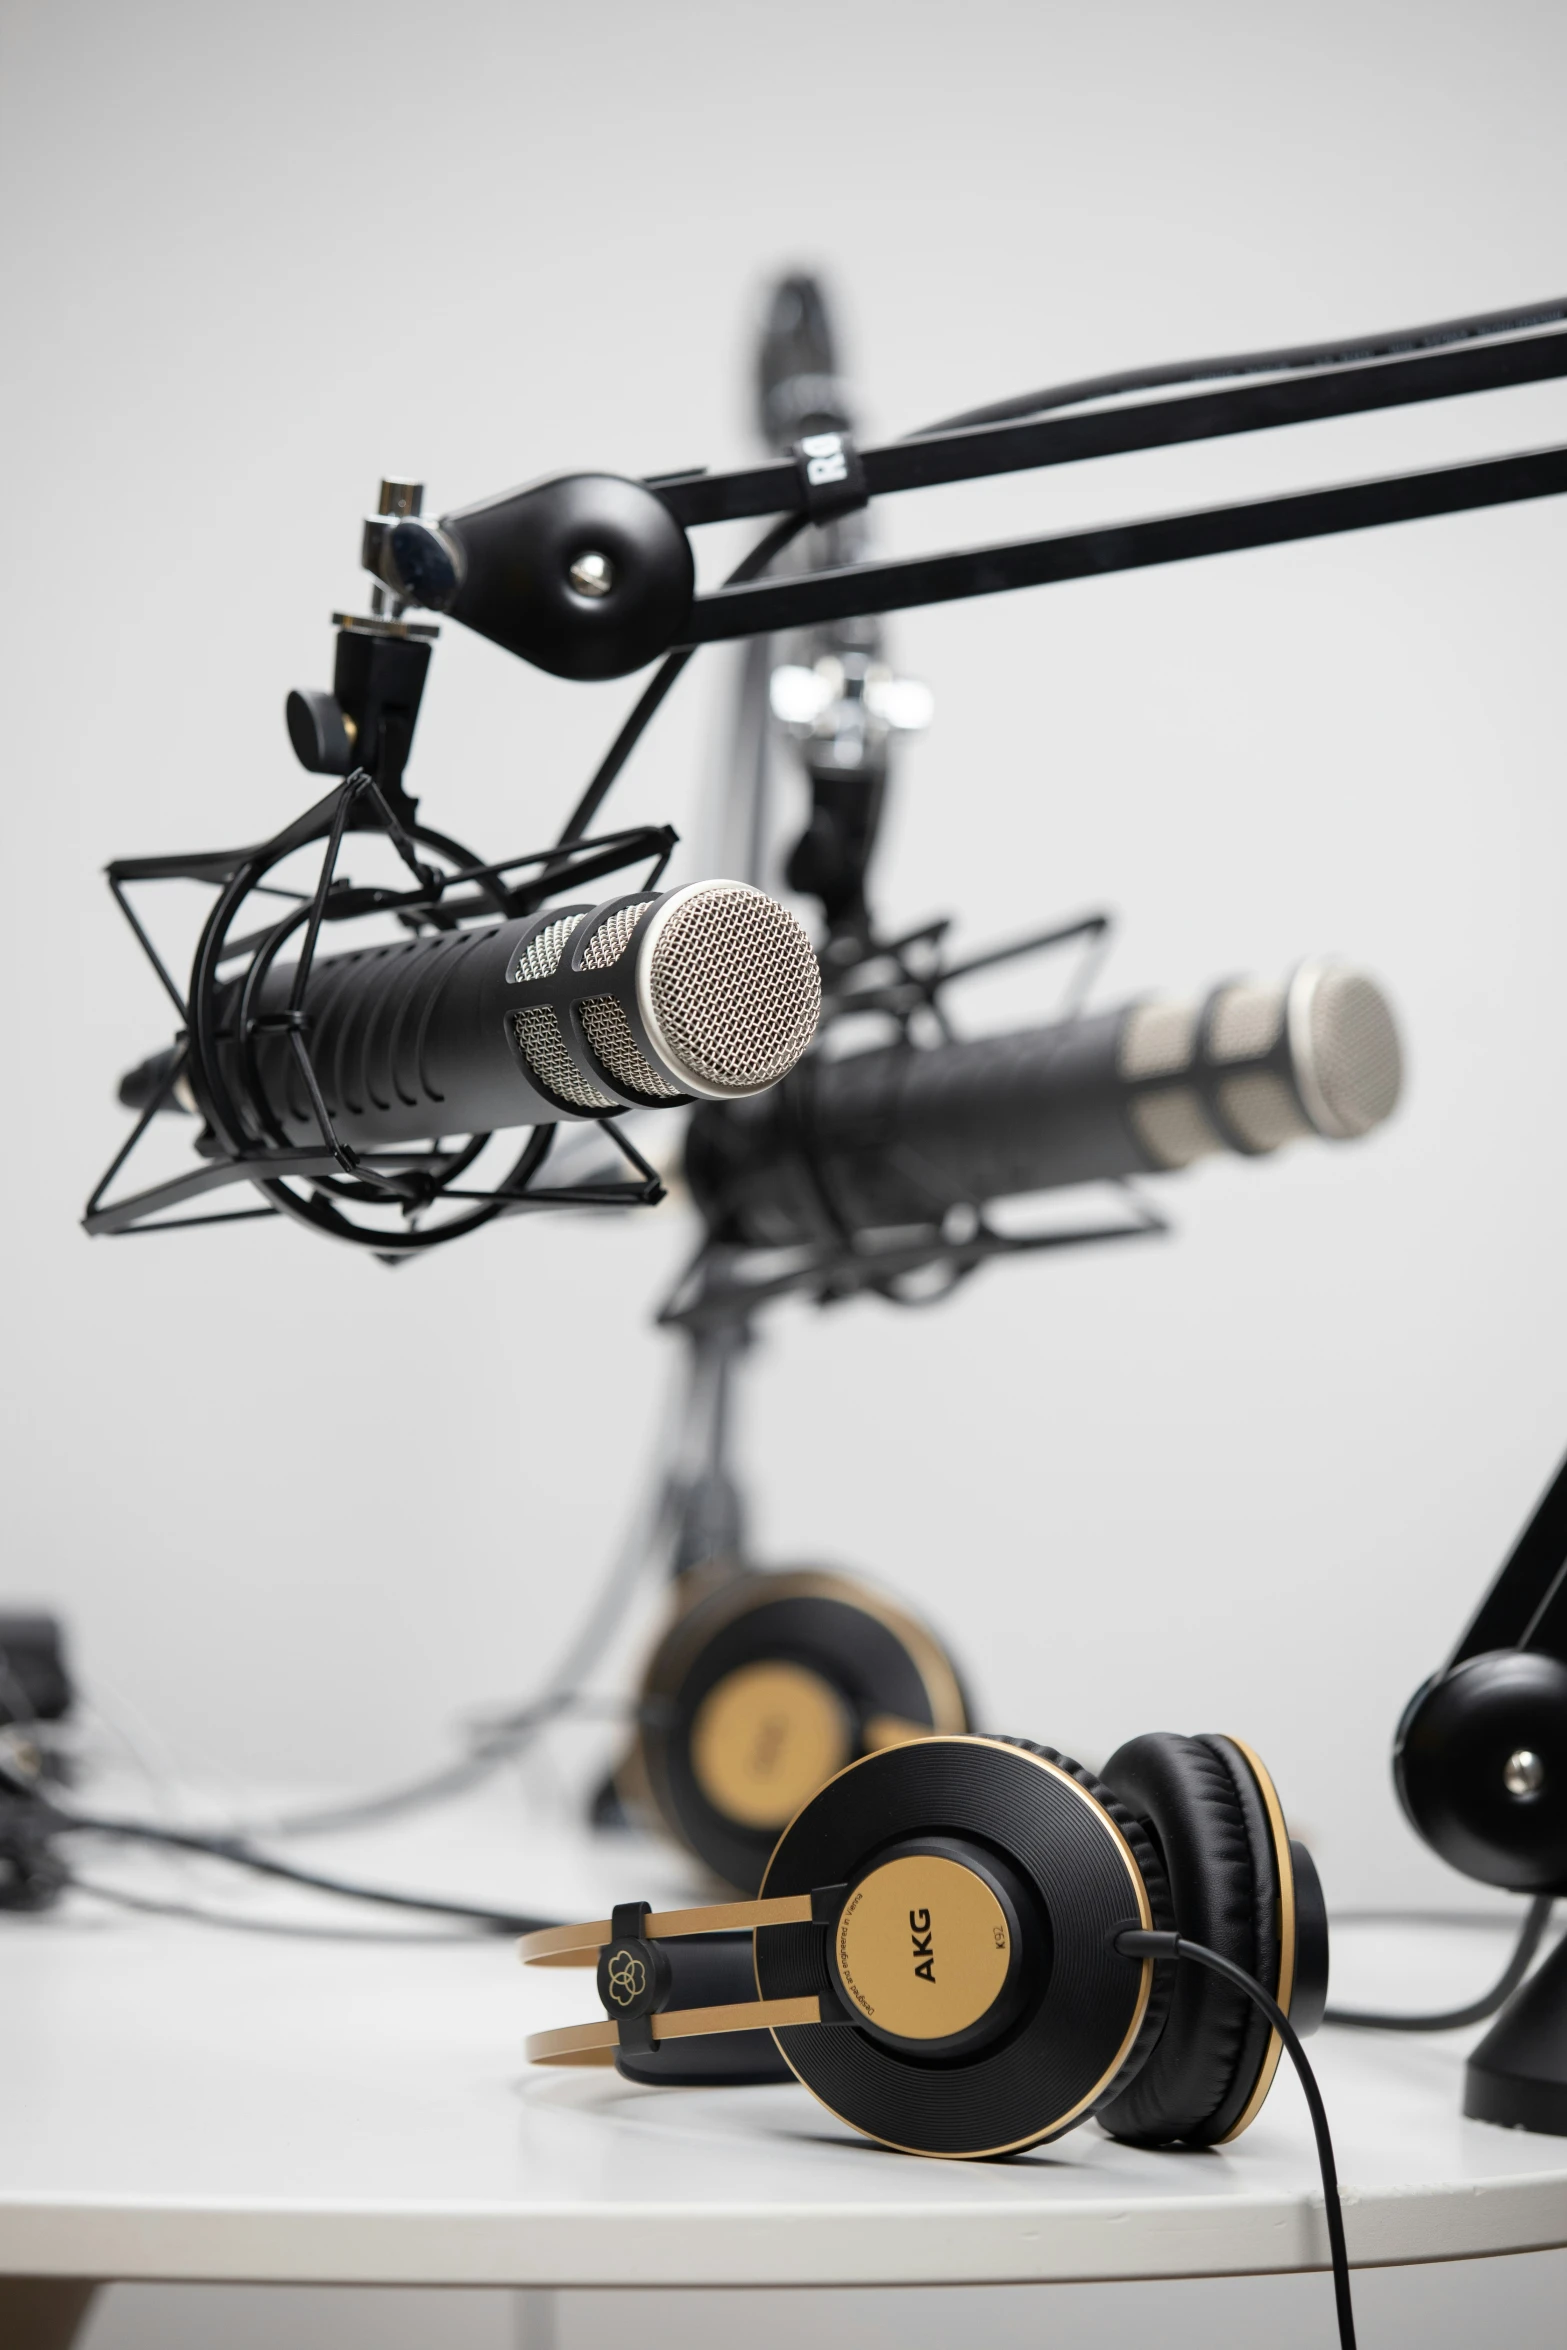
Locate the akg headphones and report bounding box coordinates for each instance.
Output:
[529,1730,1328,2160]
[604,1562,971,1893]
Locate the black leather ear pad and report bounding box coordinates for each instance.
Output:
[1095,1733,1281,2148]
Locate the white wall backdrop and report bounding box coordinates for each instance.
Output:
[5,0,1567,1917]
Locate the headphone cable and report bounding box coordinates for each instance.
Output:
[1324,1893,1554,2032]
[1116,1928,1356,2350]
[3,1770,556,1936]
[61,1871,508,1944]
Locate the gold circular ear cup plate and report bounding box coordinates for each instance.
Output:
[636,1566,970,1893]
[835,1854,1011,2042]
[690,1660,853,1829]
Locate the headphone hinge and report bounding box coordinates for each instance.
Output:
[595,1901,675,2048]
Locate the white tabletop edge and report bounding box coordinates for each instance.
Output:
[2,2172,1565,2288]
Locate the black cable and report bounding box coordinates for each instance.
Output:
[64,1873,501,1944]
[1324,1893,1554,2032]
[566,294,1567,844]
[253,1689,594,1841]
[555,509,811,847]
[1116,1927,1356,2350]
[926,292,1567,435]
[38,1799,554,1936]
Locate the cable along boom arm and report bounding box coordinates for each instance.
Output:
[374,318,1567,680]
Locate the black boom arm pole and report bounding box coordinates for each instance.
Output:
[371,318,1567,681]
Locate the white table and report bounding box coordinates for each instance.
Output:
[3,1792,1564,2348]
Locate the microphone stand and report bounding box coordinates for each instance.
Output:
[648,275,1156,1564]
[1393,1451,1567,2132]
[646,275,890,1602]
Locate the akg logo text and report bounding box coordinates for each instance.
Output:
[909,1906,935,1984]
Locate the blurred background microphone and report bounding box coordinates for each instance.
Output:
[685,959,1402,1248]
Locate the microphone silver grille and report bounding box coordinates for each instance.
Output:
[1121,961,1403,1167]
[1209,981,1285,1064]
[579,997,684,1099]
[580,900,653,970]
[513,913,584,982]
[641,882,822,1097]
[1292,964,1403,1138]
[513,1006,618,1111]
[509,911,624,1111]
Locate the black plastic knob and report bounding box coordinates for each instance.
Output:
[285,688,357,776]
[1395,1650,1567,1891]
[384,519,463,611]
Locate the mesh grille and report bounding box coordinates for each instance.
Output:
[1128,1086,1222,1170]
[579,901,651,972]
[647,883,820,1093]
[1305,969,1403,1136]
[1209,982,1284,1064]
[509,913,584,984]
[1119,999,1196,1080]
[580,996,683,1099]
[512,1006,618,1111]
[1216,1071,1311,1152]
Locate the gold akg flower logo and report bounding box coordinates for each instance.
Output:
[606,1946,648,2008]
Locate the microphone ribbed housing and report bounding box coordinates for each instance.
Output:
[640,882,823,1098]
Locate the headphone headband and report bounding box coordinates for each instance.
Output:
[526,1993,822,2068]
[519,1891,815,1968]
[521,1887,847,2069]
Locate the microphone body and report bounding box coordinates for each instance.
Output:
[685,961,1402,1247]
[124,882,821,1153]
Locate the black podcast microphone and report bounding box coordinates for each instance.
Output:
[120,881,822,1153]
[685,960,1402,1248]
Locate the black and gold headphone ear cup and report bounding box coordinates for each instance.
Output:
[1096,1732,1280,2148]
[635,1567,969,1893]
[756,1736,1178,2159]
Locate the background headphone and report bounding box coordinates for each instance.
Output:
[530,1729,1328,2161]
[599,1561,971,1892]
